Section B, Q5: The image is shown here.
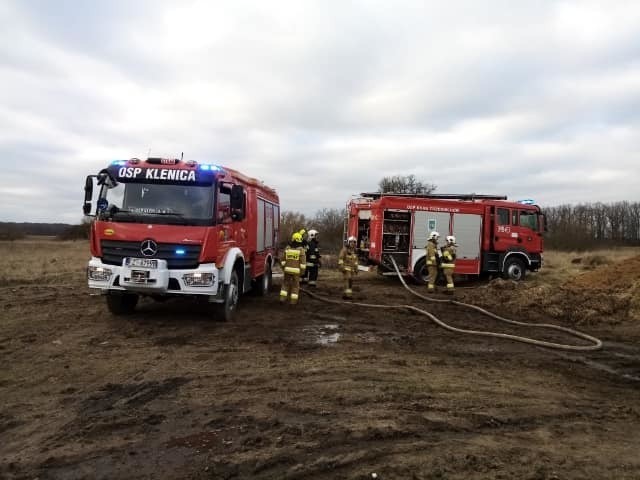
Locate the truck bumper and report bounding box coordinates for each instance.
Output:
[87,256,222,299]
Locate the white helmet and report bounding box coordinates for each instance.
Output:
[446,235,456,244]
[308,229,318,240]
[429,231,440,240]
[347,236,357,243]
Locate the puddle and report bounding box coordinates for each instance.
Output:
[303,324,341,346]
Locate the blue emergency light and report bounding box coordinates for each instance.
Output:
[518,199,535,205]
[111,160,127,166]
[199,164,221,172]
[175,249,186,255]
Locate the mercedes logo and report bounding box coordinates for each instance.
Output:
[140,239,158,257]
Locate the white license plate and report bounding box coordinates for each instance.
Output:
[127,258,158,269]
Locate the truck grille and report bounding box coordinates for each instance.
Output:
[101,240,201,270]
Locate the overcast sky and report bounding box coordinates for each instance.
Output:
[1,0,639,223]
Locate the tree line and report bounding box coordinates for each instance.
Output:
[543,201,640,250]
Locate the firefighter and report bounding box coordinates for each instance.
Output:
[306,229,321,287]
[338,236,359,299]
[441,235,457,295]
[279,232,306,305]
[425,231,441,293]
[298,228,310,284]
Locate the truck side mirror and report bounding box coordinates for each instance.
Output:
[230,185,245,220]
[83,175,96,215]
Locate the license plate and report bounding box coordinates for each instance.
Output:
[131,270,149,283]
[127,258,158,269]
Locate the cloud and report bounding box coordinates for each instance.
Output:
[0,0,639,224]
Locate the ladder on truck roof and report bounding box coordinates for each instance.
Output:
[359,192,508,201]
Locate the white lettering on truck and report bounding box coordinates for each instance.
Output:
[117,167,142,178]
[116,167,196,182]
[145,169,196,182]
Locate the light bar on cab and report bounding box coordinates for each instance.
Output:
[111,160,127,166]
[199,164,222,172]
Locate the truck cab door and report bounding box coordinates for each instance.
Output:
[493,207,516,251]
[514,209,541,251]
[494,207,539,251]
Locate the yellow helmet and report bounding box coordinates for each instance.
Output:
[292,232,303,243]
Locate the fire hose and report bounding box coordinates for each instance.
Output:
[303,256,602,351]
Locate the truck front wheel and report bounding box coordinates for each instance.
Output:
[503,257,526,281]
[216,270,239,321]
[106,292,139,315]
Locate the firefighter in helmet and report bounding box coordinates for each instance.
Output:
[298,228,310,284]
[306,229,321,286]
[279,232,307,305]
[425,231,441,293]
[338,236,359,299]
[441,235,457,295]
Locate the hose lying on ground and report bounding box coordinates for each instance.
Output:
[302,256,602,351]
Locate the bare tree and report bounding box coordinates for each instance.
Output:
[308,208,346,253]
[279,211,307,249]
[378,174,436,195]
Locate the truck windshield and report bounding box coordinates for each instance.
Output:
[100,182,214,225]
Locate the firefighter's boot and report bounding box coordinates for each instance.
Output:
[279,289,288,304]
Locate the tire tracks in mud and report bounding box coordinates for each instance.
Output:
[303,287,640,386]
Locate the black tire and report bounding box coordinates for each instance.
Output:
[412,257,429,285]
[106,292,138,315]
[253,262,272,296]
[216,270,239,322]
[503,257,527,281]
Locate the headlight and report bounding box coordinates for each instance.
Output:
[182,272,215,287]
[88,266,113,281]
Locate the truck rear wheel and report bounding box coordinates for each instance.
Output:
[216,270,239,321]
[412,258,429,285]
[503,257,526,281]
[253,263,272,296]
[106,292,138,315]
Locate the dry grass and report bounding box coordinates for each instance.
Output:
[487,247,640,325]
[0,239,89,286]
[533,247,640,286]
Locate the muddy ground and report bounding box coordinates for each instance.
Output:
[2,252,640,479]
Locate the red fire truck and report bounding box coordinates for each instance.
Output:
[346,193,545,283]
[83,157,279,320]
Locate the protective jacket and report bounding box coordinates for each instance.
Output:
[426,239,439,266]
[307,239,321,266]
[281,245,306,275]
[441,245,456,269]
[338,246,358,273]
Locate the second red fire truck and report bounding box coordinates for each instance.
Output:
[83,157,279,320]
[346,193,545,283]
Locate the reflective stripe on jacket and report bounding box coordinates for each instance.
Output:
[282,246,306,275]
